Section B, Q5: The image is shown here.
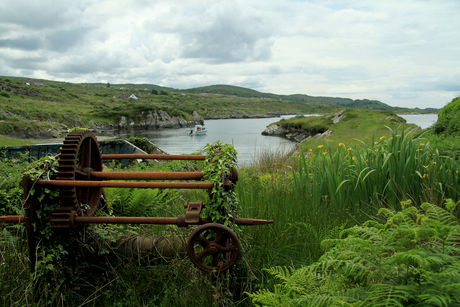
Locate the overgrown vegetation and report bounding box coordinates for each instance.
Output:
[423,96,460,157]
[1,99,459,306]
[249,200,460,306]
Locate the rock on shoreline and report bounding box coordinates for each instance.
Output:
[262,124,331,143]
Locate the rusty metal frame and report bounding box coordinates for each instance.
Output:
[0,132,273,273]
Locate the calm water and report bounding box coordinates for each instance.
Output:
[117,113,437,165]
[119,116,298,165]
[399,113,438,129]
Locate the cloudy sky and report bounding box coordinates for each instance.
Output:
[0,0,458,109]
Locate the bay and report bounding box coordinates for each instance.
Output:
[117,113,438,165]
[399,113,438,129]
[118,116,298,165]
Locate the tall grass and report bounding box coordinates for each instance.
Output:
[2,129,460,305]
[237,127,460,273]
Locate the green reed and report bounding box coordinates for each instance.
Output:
[238,127,460,272]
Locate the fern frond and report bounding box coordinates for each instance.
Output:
[263,266,295,283]
[421,202,457,226]
[366,284,412,307]
[444,226,460,249]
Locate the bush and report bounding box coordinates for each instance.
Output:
[0,90,10,98]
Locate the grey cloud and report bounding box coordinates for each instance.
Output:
[0,1,75,30]
[45,27,94,52]
[0,27,94,53]
[9,56,49,70]
[178,7,274,63]
[0,38,42,51]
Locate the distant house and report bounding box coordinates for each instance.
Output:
[129,94,138,100]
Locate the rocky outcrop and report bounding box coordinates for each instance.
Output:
[332,110,346,124]
[114,110,203,130]
[0,108,204,139]
[262,110,347,143]
[262,124,331,143]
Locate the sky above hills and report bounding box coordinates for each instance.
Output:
[0,0,458,109]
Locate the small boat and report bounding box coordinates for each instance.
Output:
[189,124,208,136]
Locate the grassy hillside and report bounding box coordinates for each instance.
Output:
[0,77,338,127]
[0,76,437,146]
[421,96,460,157]
[182,84,437,112]
[271,109,418,151]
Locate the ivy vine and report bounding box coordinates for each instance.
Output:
[202,141,239,226]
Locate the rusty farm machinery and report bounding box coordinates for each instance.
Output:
[0,130,272,273]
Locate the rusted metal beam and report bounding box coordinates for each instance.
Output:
[0,215,24,223]
[89,171,205,181]
[101,154,206,160]
[75,216,181,225]
[0,214,273,226]
[232,218,274,225]
[35,180,214,189]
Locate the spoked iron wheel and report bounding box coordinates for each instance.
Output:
[187,223,241,272]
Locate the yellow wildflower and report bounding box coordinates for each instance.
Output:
[433,161,437,165]
[374,149,379,153]
[339,143,345,147]
[374,142,378,145]
[347,148,352,153]
[423,174,428,179]
[380,136,386,140]
[457,170,459,174]
[317,145,324,149]
[423,165,429,169]
[352,156,355,161]
[308,149,313,152]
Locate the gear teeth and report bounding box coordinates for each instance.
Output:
[53,130,103,230]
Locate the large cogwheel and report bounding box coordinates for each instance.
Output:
[53,130,105,229]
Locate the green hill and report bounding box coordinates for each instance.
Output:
[0,76,439,143]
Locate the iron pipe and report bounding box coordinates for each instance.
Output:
[0,215,273,226]
[75,216,180,225]
[0,215,24,223]
[35,180,214,189]
[89,171,205,181]
[101,154,206,160]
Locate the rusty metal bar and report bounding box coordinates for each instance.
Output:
[75,216,180,225]
[0,215,25,223]
[102,154,206,160]
[0,215,273,226]
[232,218,274,225]
[90,171,205,181]
[35,180,214,189]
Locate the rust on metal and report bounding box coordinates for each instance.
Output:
[102,154,206,160]
[89,171,205,181]
[75,216,181,225]
[0,215,25,223]
[185,202,203,223]
[35,180,214,189]
[0,214,273,227]
[0,130,274,273]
